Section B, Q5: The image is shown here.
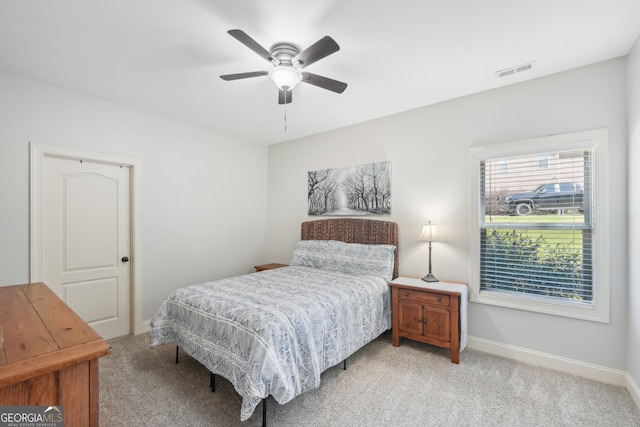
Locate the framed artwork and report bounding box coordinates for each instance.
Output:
[308,161,391,216]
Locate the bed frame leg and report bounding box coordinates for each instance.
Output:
[262,398,267,427]
[343,359,347,370]
[210,372,216,392]
[175,346,179,363]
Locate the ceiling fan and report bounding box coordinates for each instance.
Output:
[220,29,348,104]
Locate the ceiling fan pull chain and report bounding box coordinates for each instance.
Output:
[284,91,288,131]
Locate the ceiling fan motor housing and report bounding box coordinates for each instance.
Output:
[270,42,301,66]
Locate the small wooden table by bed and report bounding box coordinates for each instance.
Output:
[254,263,288,272]
[390,277,468,364]
[0,282,111,427]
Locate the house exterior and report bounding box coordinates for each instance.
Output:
[0,35,638,409]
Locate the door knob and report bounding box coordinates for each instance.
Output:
[122,256,129,263]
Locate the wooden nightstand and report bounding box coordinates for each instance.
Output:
[389,277,468,364]
[254,263,288,272]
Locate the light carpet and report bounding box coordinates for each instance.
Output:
[99,332,640,426]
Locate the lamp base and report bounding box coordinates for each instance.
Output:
[422,273,439,282]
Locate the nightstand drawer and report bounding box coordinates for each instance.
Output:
[397,289,450,307]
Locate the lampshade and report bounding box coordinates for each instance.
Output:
[419,221,444,243]
[269,66,302,90]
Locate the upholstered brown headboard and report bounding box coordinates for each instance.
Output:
[300,218,399,279]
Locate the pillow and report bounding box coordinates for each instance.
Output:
[289,240,396,281]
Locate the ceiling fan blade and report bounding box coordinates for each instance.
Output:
[278,89,293,105]
[228,29,277,65]
[220,71,268,81]
[293,36,340,68]
[301,72,347,94]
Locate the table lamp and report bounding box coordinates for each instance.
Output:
[419,220,444,282]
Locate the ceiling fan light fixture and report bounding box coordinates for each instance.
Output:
[269,66,302,90]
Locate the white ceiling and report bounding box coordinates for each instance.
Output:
[1,1,638,145]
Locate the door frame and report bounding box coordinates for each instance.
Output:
[30,143,144,335]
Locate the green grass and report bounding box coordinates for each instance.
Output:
[486,214,585,223]
[484,214,588,253]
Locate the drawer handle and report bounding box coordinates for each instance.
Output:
[437,296,442,302]
[404,291,409,298]
[416,318,427,324]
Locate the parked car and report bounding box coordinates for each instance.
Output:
[504,182,583,215]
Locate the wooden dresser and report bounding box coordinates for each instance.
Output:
[0,282,111,427]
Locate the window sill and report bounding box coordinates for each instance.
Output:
[470,288,608,323]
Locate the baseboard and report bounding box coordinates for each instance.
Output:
[467,336,628,386]
[140,319,152,333]
[626,372,640,409]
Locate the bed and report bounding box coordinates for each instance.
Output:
[149,218,399,422]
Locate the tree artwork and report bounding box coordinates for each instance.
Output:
[308,161,391,216]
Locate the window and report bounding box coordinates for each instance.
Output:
[537,154,549,170]
[469,129,609,322]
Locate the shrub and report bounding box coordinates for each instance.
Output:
[481,229,589,301]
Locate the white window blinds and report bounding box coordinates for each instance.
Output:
[479,148,594,304]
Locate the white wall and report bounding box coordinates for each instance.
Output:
[627,36,640,392]
[0,70,268,323]
[268,58,629,370]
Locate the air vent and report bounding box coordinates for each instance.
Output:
[495,61,537,79]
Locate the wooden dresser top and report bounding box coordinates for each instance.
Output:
[0,282,111,387]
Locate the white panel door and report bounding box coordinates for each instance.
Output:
[42,156,131,339]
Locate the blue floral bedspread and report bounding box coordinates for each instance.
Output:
[149,265,391,421]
